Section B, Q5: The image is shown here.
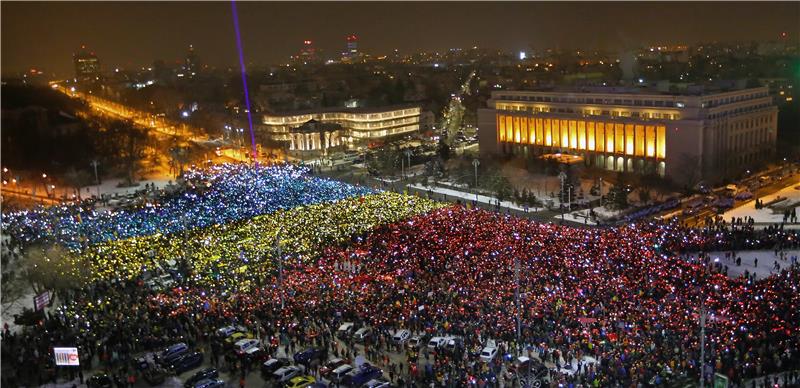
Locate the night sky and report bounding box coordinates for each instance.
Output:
[2,1,798,77]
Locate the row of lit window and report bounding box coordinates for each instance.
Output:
[350,124,419,139]
[496,94,682,107]
[263,108,420,125]
[496,104,680,120]
[497,115,666,159]
[707,103,773,120]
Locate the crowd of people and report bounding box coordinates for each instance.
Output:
[1,164,374,250]
[2,163,799,388]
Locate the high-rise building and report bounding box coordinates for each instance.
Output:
[478,86,777,183]
[73,45,101,83]
[184,44,198,77]
[344,34,359,61]
[300,40,316,63]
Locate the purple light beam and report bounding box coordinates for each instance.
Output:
[231,0,258,165]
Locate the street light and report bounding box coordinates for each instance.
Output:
[404,149,413,179]
[472,159,480,203]
[90,160,100,185]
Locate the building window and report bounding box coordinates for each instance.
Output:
[635,125,645,156]
[656,125,666,158]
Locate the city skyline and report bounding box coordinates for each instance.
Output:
[2,1,798,77]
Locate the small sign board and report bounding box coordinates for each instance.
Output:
[54,347,80,366]
[33,291,50,311]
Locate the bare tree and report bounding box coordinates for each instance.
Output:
[63,167,93,200]
[18,245,88,307]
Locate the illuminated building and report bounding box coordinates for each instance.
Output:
[73,45,101,83]
[184,44,198,76]
[478,86,777,183]
[343,34,359,62]
[263,105,421,151]
[300,40,316,63]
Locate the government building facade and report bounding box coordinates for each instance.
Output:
[477,86,777,184]
[262,105,421,155]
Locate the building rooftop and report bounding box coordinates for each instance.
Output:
[264,103,420,117]
[497,81,764,97]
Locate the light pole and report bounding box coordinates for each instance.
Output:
[515,257,521,348]
[472,159,480,203]
[558,171,567,222]
[274,230,284,310]
[404,149,413,179]
[90,160,100,185]
[699,299,706,388]
[599,177,604,207]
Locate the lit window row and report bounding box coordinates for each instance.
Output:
[497,115,666,159]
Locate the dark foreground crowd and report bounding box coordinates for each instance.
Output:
[2,207,799,388]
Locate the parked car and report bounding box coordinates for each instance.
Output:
[336,322,356,339]
[353,326,373,342]
[261,357,290,377]
[157,343,189,366]
[225,331,253,345]
[427,336,447,350]
[191,379,225,388]
[364,378,392,388]
[184,368,219,388]
[407,333,430,350]
[392,329,411,345]
[294,347,324,366]
[348,364,383,387]
[273,365,305,383]
[87,374,113,388]
[233,338,260,355]
[286,375,316,388]
[444,336,463,353]
[320,357,349,378]
[170,351,203,374]
[245,347,271,364]
[479,346,498,362]
[216,325,247,339]
[329,364,354,384]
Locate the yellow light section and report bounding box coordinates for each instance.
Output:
[507,116,513,141]
[615,124,624,154]
[513,116,521,143]
[535,118,543,145]
[498,115,506,141]
[544,119,553,146]
[568,120,576,149]
[635,125,645,156]
[587,121,595,150]
[605,123,613,153]
[561,120,569,149]
[528,118,536,144]
[625,124,634,156]
[656,125,666,158]
[646,125,655,157]
[521,117,529,144]
[596,122,605,152]
[578,121,587,150]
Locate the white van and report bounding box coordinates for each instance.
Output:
[427,337,447,350]
[330,364,354,383]
[353,326,372,342]
[337,322,355,339]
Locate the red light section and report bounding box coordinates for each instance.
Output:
[347,34,358,42]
